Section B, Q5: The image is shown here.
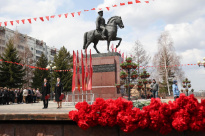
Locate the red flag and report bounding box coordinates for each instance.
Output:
[106,7,110,11]
[77,50,80,92]
[77,11,81,16]
[145,1,149,3]
[4,22,7,26]
[122,53,124,62]
[120,3,125,6]
[84,10,89,12]
[21,19,25,24]
[58,14,62,18]
[119,51,121,54]
[39,17,44,21]
[50,15,55,18]
[99,8,102,10]
[45,16,49,21]
[111,44,114,52]
[128,1,133,4]
[27,19,32,24]
[16,20,19,24]
[113,5,117,7]
[136,0,141,3]
[0,22,1,27]
[64,13,68,18]
[33,18,37,21]
[115,48,117,52]
[91,8,95,10]
[85,49,88,91]
[81,50,85,91]
[10,21,13,26]
[72,51,76,92]
[88,49,93,90]
[71,12,75,17]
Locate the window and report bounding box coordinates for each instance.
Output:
[31,47,33,50]
[36,56,40,60]
[36,50,43,55]
[18,45,24,50]
[36,40,43,46]
[51,49,56,56]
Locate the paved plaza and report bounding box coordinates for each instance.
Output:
[0,101,76,114]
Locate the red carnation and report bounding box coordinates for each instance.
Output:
[77,120,90,130]
[68,110,79,122]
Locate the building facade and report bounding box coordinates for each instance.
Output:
[0,26,58,63]
[0,26,58,87]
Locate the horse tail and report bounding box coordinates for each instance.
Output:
[83,32,88,49]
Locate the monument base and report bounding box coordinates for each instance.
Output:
[75,52,122,100]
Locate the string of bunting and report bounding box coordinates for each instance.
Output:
[0,58,200,72]
[0,59,71,72]
[0,0,153,27]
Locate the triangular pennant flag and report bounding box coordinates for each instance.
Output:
[71,12,75,17]
[128,1,133,4]
[58,14,62,18]
[16,20,19,24]
[145,1,149,3]
[21,19,25,24]
[106,7,110,11]
[113,5,117,7]
[0,22,1,27]
[77,11,81,16]
[136,0,141,3]
[10,21,13,26]
[64,13,68,18]
[45,16,49,21]
[99,8,102,10]
[27,19,32,24]
[84,10,89,12]
[39,17,44,21]
[120,3,125,6]
[50,15,55,18]
[4,22,7,26]
[91,8,95,10]
[33,18,37,21]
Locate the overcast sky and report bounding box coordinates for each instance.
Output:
[0,0,205,91]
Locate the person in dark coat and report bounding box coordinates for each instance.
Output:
[6,88,10,105]
[2,87,7,105]
[42,78,50,109]
[54,77,63,109]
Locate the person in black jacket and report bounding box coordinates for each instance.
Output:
[2,87,7,105]
[42,78,50,109]
[54,77,63,109]
[0,88,2,105]
[10,89,15,104]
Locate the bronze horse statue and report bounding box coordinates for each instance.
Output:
[83,16,124,53]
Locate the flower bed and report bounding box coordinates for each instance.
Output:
[68,94,205,135]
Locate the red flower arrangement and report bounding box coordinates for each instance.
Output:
[68,94,205,135]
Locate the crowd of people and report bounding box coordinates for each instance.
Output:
[0,87,42,105]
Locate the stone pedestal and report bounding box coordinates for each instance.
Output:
[75,52,122,100]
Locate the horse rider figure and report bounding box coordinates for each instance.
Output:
[96,10,106,39]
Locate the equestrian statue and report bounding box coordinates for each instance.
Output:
[83,10,124,53]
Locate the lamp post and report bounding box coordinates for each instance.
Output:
[182,78,191,96]
[46,64,56,100]
[197,57,205,68]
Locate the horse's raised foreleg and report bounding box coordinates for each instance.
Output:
[113,37,122,48]
[93,40,100,54]
[107,37,112,52]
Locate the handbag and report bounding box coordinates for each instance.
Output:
[45,95,50,100]
[59,93,64,100]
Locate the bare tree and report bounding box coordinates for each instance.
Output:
[12,31,34,87]
[153,31,184,95]
[131,40,151,74]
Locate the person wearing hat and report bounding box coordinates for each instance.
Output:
[172,80,179,101]
[96,10,106,39]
